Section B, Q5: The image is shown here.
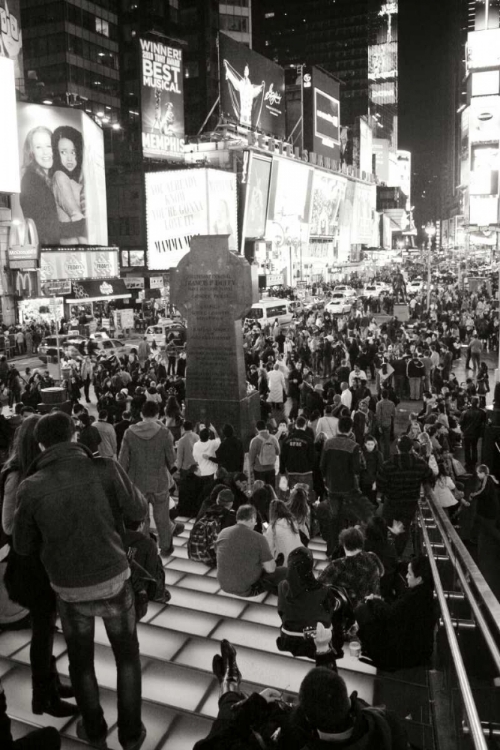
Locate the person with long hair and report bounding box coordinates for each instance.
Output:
[20,126,60,245]
[264,499,303,565]
[51,125,86,244]
[287,485,311,546]
[1,415,77,718]
[277,547,346,660]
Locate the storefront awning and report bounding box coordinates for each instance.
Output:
[66,279,132,303]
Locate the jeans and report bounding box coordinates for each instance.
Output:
[378,424,392,460]
[83,378,91,402]
[253,469,276,488]
[58,581,142,747]
[463,436,479,469]
[289,397,299,420]
[145,490,175,552]
[471,352,481,373]
[409,377,421,400]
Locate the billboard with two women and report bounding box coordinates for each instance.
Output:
[16,102,107,246]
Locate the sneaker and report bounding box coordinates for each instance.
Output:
[76,718,108,748]
[121,723,146,750]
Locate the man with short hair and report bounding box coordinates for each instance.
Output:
[280,415,316,495]
[248,420,280,488]
[13,411,147,750]
[216,505,286,596]
[375,389,396,460]
[377,435,434,555]
[114,410,132,455]
[320,416,362,542]
[460,396,487,471]
[95,409,117,458]
[119,400,182,556]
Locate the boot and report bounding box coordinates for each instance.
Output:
[32,679,79,718]
[220,639,241,693]
[50,656,75,699]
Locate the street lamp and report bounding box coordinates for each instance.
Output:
[424,222,436,311]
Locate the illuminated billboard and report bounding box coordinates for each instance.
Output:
[469,195,498,226]
[309,171,346,238]
[139,37,185,160]
[219,33,285,138]
[40,248,119,281]
[0,0,23,87]
[359,119,373,176]
[145,168,238,270]
[17,103,107,246]
[467,29,500,71]
[241,152,272,245]
[396,150,411,209]
[470,96,500,143]
[0,55,19,193]
[470,143,499,194]
[461,107,470,185]
[303,66,341,161]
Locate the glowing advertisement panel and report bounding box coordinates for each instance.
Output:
[0,0,23,85]
[351,181,376,246]
[470,95,500,143]
[40,248,119,281]
[469,195,499,226]
[241,152,272,242]
[397,150,411,208]
[17,103,107,246]
[0,55,19,193]
[467,29,500,71]
[266,156,314,241]
[359,119,373,176]
[145,168,238,270]
[219,33,285,138]
[309,171,346,238]
[470,143,499,194]
[139,37,185,160]
[461,108,470,186]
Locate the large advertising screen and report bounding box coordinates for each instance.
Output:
[470,143,499,194]
[470,95,500,143]
[359,118,373,176]
[469,195,499,226]
[139,37,185,160]
[303,66,341,161]
[396,149,411,208]
[0,0,23,87]
[219,33,285,138]
[461,107,470,185]
[145,168,238,270]
[467,29,500,71]
[351,181,376,246]
[40,248,119,281]
[0,56,19,193]
[241,152,272,244]
[309,171,346,238]
[17,103,107,246]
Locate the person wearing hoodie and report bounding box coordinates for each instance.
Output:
[248,420,280,488]
[119,400,183,556]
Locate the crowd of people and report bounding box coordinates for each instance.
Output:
[0,271,499,750]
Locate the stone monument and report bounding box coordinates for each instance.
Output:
[170,235,260,445]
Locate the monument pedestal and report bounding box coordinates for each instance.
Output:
[393,303,409,322]
[187,391,260,449]
[171,235,259,448]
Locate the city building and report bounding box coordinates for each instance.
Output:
[219,0,252,47]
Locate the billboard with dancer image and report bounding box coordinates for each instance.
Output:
[219,33,285,138]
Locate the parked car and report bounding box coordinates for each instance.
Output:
[325,293,352,315]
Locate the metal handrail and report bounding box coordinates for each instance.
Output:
[422,495,500,633]
[423,496,500,676]
[419,512,489,750]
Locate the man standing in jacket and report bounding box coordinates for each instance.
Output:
[280,416,316,495]
[407,353,424,401]
[375,389,396,460]
[460,397,487,472]
[13,412,148,750]
[377,435,434,555]
[320,416,362,542]
[95,409,117,457]
[287,363,302,420]
[119,400,183,556]
[248,420,280,488]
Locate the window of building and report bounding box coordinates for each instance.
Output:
[220,14,248,32]
[95,17,110,37]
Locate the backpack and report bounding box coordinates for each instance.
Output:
[258,436,278,466]
[127,544,168,621]
[187,513,222,566]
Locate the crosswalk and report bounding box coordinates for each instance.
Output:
[1,519,434,749]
